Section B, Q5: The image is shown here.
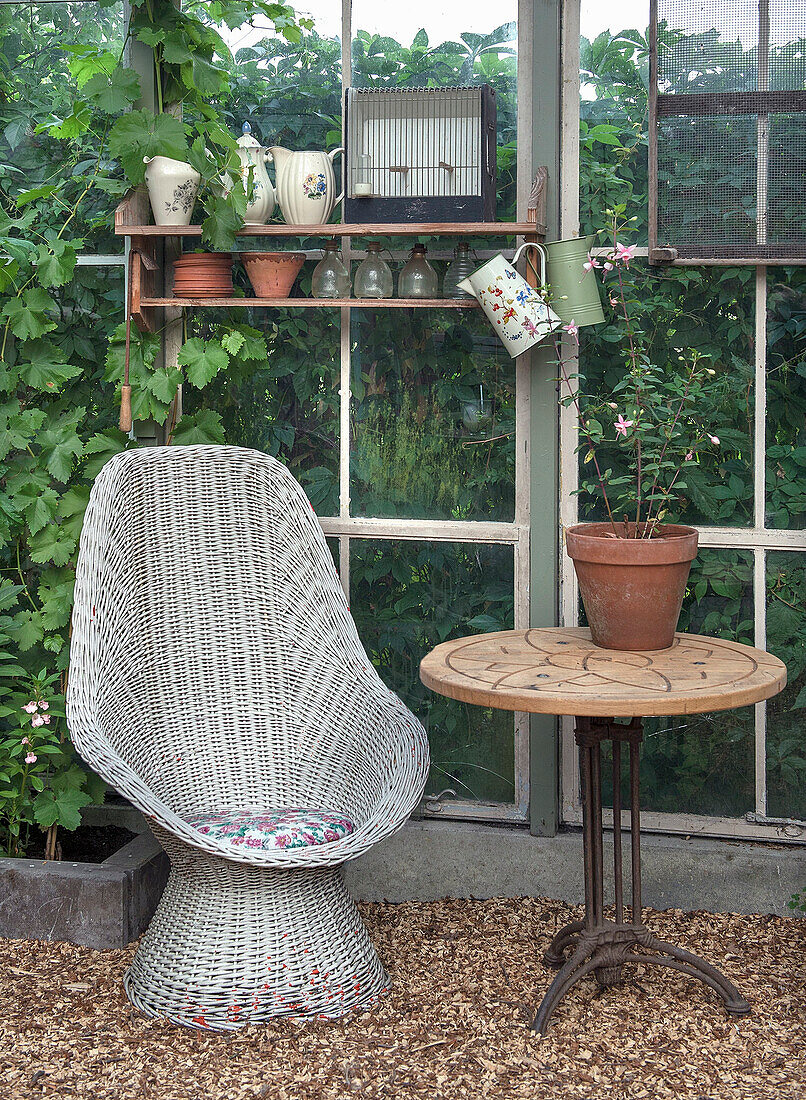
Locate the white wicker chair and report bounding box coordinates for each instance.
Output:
[67,445,430,1029]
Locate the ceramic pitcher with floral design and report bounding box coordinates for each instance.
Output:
[457,242,562,358]
[269,146,343,225]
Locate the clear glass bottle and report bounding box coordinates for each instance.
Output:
[311,239,351,299]
[354,241,393,299]
[399,243,438,299]
[442,242,476,299]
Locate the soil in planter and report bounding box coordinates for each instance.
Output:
[22,825,136,863]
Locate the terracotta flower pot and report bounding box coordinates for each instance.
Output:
[565,522,699,651]
[240,252,305,299]
[173,253,233,298]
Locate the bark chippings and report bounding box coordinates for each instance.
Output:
[0,896,803,1100]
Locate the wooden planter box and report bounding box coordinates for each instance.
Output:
[0,832,168,949]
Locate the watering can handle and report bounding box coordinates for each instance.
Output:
[329,147,345,208]
[511,241,547,286]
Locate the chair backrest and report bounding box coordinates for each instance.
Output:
[69,445,384,815]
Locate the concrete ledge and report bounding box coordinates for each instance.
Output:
[344,820,806,918]
[0,832,168,948]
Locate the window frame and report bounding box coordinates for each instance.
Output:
[561,0,806,844]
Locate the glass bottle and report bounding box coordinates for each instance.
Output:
[354,241,393,299]
[442,242,476,299]
[311,239,351,299]
[399,243,438,299]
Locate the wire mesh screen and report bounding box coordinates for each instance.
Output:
[652,0,806,261]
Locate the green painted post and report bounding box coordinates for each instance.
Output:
[528,0,562,836]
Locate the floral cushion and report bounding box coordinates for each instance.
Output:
[183,807,355,851]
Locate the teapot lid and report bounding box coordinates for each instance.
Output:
[237,121,262,150]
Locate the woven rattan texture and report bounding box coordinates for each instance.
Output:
[67,445,429,1028]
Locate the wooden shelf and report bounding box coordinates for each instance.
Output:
[141,296,479,309]
[115,221,541,238]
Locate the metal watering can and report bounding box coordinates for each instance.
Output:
[457,243,562,358]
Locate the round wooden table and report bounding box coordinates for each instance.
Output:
[420,627,786,1034]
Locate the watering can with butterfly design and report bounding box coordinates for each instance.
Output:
[457,242,562,358]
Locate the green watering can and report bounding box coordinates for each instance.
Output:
[543,235,605,327]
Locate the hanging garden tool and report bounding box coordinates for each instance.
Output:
[120,246,158,432]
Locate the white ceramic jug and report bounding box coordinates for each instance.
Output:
[457,243,562,358]
[269,146,344,225]
[143,156,200,226]
[235,123,275,225]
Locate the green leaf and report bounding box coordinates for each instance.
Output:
[15,485,59,536]
[33,787,92,831]
[221,330,245,357]
[201,190,246,251]
[177,338,229,388]
[82,68,142,114]
[49,102,93,139]
[108,110,188,185]
[38,569,75,631]
[81,429,129,479]
[2,289,56,340]
[13,609,43,651]
[36,239,78,289]
[170,409,225,445]
[28,525,77,567]
[144,366,182,404]
[38,424,84,482]
[17,339,82,393]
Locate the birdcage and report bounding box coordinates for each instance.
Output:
[343,85,497,223]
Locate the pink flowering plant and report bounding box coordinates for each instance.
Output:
[555,207,722,537]
[0,659,104,856]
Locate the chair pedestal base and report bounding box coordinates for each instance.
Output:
[126,840,388,1029]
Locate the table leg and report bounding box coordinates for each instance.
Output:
[533,716,750,1034]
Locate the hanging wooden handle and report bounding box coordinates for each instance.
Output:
[119,383,133,432]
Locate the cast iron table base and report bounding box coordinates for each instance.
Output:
[532,717,751,1034]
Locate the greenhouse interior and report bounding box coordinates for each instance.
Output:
[0,0,804,1096]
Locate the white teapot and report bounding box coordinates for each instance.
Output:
[269,145,343,225]
[235,122,275,226]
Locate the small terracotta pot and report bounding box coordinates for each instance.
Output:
[565,522,699,651]
[173,253,233,298]
[240,252,305,298]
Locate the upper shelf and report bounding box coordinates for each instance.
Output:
[115,221,542,238]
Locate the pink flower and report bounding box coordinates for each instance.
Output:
[613,242,635,266]
[37,700,48,711]
[603,262,614,271]
[614,414,634,437]
[22,701,37,714]
[708,434,720,445]
[609,296,619,307]
[22,737,30,745]
[562,320,579,338]
[41,715,51,725]
[25,753,37,765]
[583,254,600,272]
[31,715,45,728]
[685,451,694,461]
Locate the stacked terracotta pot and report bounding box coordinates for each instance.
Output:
[173,254,233,298]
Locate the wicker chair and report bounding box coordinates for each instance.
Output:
[67,445,430,1029]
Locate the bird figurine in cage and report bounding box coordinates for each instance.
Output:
[343,85,497,223]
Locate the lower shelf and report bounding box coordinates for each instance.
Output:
[140,297,479,309]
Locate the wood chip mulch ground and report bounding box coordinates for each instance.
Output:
[1,896,804,1100]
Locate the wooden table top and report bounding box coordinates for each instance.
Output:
[419,628,787,718]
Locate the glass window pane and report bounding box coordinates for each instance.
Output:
[0,2,125,253]
[578,264,755,528]
[767,267,806,529]
[600,550,756,817]
[184,309,340,514]
[765,551,806,820]
[350,539,515,803]
[350,309,515,521]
